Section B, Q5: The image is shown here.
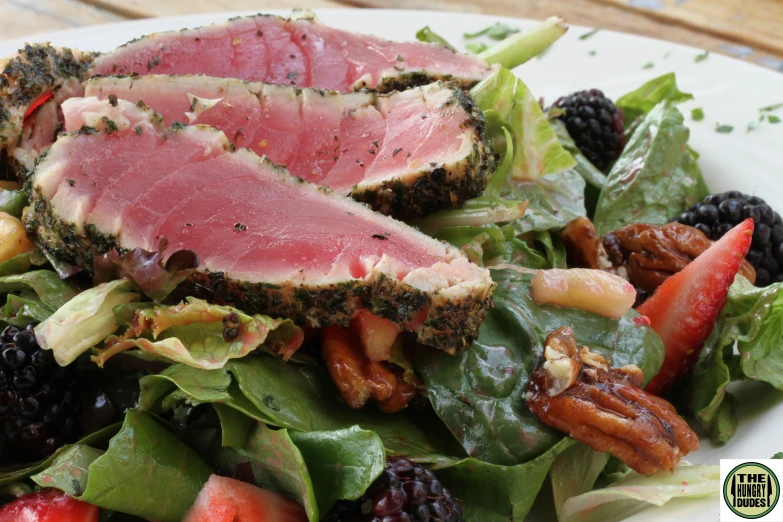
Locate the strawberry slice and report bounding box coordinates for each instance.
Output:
[183,475,308,522]
[640,218,754,395]
[0,488,98,522]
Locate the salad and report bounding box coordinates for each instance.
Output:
[0,10,779,522]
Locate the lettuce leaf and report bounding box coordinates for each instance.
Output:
[471,68,575,181]
[413,268,664,466]
[93,297,303,370]
[35,279,140,366]
[476,17,567,69]
[592,101,709,235]
[615,73,694,126]
[550,443,612,520]
[559,463,719,522]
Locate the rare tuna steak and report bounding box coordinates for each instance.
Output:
[0,44,97,177]
[87,13,493,93]
[25,98,494,352]
[80,75,492,218]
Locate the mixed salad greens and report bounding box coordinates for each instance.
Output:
[1,15,782,522]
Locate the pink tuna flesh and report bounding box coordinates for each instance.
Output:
[87,14,493,93]
[78,75,483,197]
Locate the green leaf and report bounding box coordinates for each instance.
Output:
[477,17,567,69]
[760,103,783,112]
[31,445,104,496]
[642,62,655,70]
[691,107,705,121]
[291,427,385,515]
[0,189,28,218]
[213,405,319,522]
[773,452,783,459]
[436,437,575,522]
[93,297,302,370]
[615,73,694,125]
[465,42,489,54]
[35,279,140,366]
[471,68,576,181]
[559,464,719,522]
[0,270,79,312]
[769,115,781,124]
[79,410,212,522]
[695,50,710,63]
[141,356,465,462]
[511,170,587,233]
[593,101,709,235]
[579,28,600,40]
[464,22,520,40]
[0,252,36,277]
[550,443,611,519]
[716,123,734,133]
[414,268,664,465]
[415,26,455,51]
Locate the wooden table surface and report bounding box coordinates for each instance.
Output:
[1,0,782,72]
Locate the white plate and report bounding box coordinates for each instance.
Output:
[3,9,783,522]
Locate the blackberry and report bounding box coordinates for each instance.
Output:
[0,324,81,463]
[552,89,626,171]
[673,191,783,286]
[325,456,463,522]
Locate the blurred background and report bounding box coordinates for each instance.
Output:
[1,0,782,71]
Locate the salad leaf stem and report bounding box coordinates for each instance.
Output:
[477,17,567,69]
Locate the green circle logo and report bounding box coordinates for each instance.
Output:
[724,462,780,519]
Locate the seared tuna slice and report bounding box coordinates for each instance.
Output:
[0,44,97,177]
[81,75,493,219]
[87,14,493,93]
[25,98,494,352]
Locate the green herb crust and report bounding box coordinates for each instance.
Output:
[0,44,98,178]
[352,86,495,219]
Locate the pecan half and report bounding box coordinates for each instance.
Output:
[526,327,699,475]
[561,219,756,299]
[321,325,416,413]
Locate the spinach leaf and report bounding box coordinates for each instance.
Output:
[290,427,385,515]
[592,101,709,235]
[79,410,212,522]
[31,445,104,496]
[213,405,319,521]
[435,437,575,522]
[615,73,694,126]
[141,356,465,461]
[0,270,79,312]
[414,268,664,465]
[0,423,119,486]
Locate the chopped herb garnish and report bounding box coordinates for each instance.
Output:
[66,179,75,187]
[463,23,520,41]
[760,103,783,112]
[715,123,734,134]
[579,28,600,40]
[233,222,247,232]
[769,115,781,124]
[642,62,654,70]
[588,50,597,56]
[415,26,455,51]
[695,50,710,63]
[392,148,403,157]
[663,51,671,59]
[371,234,389,240]
[395,54,404,62]
[286,71,299,80]
[466,42,489,55]
[691,108,705,121]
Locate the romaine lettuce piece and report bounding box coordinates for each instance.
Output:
[615,72,694,126]
[558,463,719,522]
[35,279,140,366]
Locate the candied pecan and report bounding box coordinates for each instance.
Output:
[526,327,699,475]
[603,222,756,293]
[322,325,418,412]
[560,217,615,271]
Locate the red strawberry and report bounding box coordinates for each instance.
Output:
[0,488,98,522]
[183,475,308,522]
[640,218,753,395]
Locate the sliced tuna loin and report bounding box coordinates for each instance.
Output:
[80,76,493,218]
[0,44,97,177]
[26,98,494,352]
[87,14,493,93]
